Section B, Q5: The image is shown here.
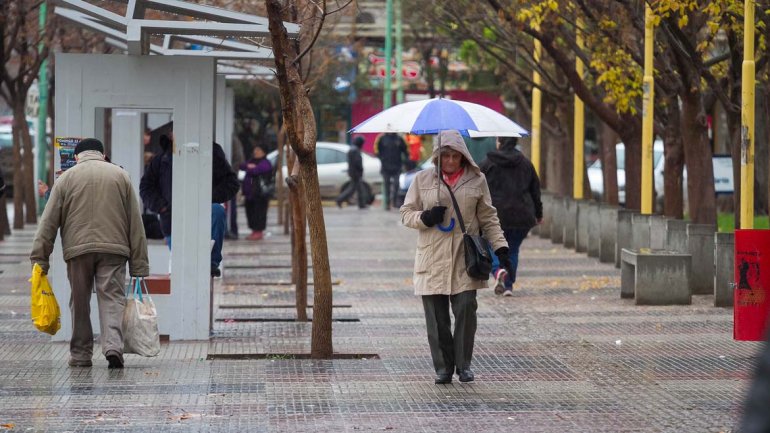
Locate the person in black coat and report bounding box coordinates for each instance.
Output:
[478,137,543,296]
[140,134,240,277]
[375,133,408,210]
[335,136,368,209]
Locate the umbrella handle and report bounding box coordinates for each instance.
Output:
[437,218,455,232]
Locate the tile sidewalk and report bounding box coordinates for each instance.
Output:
[0,205,759,432]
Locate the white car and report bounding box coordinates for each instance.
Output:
[587,140,666,205]
[267,141,382,199]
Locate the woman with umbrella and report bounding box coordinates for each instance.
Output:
[400,130,511,384]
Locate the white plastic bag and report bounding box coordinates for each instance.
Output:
[122,278,160,357]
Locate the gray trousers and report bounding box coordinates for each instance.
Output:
[66,252,127,361]
[421,290,477,375]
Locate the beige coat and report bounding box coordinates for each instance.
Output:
[31,151,149,276]
[400,130,507,296]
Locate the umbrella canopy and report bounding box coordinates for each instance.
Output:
[350,98,529,137]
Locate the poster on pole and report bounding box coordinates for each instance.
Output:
[54,137,81,179]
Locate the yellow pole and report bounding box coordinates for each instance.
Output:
[641,4,655,214]
[532,40,542,176]
[573,19,585,200]
[740,0,755,229]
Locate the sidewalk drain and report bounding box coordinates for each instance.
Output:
[218,304,352,309]
[216,318,360,322]
[206,353,379,360]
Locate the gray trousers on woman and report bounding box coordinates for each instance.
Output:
[421,290,478,375]
[66,252,127,362]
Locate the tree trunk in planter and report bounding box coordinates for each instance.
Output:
[662,96,685,219]
[681,90,716,225]
[11,113,24,230]
[616,116,642,211]
[266,0,333,358]
[286,162,308,323]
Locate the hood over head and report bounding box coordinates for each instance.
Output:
[431,130,480,176]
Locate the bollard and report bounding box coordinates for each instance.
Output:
[576,200,591,253]
[665,219,689,254]
[649,215,669,250]
[587,202,601,258]
[599,205,619,263]
[714,232,734,307]
[616,210,637,268]
[631,213,651,251]
[687,224,717,295]
[563,198,577,249]
[551,196,565,244]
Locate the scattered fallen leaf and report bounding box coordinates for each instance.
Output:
[1,423,15,430]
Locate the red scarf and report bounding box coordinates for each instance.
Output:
[442,167,464,187]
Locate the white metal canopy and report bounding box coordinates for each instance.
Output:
[54,0,297,77]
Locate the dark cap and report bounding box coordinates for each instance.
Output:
[74,138,104,155]
[352,136,365,148]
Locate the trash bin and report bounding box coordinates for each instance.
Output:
[734,229,770,341]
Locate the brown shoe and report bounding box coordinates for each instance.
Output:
[68,358,93,367]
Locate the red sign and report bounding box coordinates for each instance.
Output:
[734,229,770,341]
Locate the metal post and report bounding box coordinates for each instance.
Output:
[383,0,393,110]
[395,0,404,105]
[641,4,655,214]
[531,40,542,176]
[36,2,48,215]
[740,0,756,228]
[573,19,584,200]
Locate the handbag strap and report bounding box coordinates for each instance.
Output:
[441,178,467,234]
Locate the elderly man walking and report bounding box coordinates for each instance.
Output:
[30,138,149,369]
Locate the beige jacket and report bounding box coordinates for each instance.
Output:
[30,151,149,276]
[400,130,507,296]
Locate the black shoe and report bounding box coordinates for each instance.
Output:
[434,373,452,384]
[211,266,221,277]
[335,201,343,209]
[105,350,124,369]
[68,358,93,367]
[457,369,474,383]
[224,232,238,240]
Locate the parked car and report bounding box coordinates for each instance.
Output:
[587,140,666,205]
[266,141,382,199]
[395,159,435,207]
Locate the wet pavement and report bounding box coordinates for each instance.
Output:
[0,204,759,432]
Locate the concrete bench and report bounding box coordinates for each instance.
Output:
[621,248,692,305]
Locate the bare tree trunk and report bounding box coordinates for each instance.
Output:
[287,163,308,322]
[11,109,24,230]
[599,122,619,205]
[681,90,717,224]
[16,103,37,224]
[617,119,642,211]
[266,0,333,358]
[662,96,685,218]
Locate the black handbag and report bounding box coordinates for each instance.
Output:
[443,179,493,280]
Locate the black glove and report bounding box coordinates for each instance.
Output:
[420,206,447,227]
[495,247,513,277]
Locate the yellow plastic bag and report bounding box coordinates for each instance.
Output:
[29,263,61,335]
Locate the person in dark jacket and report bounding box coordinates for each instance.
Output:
[335,136,368,209]
[375,133,408,210]
[140,134,240,277]
[239,144,273,240]
[479,137,543,296]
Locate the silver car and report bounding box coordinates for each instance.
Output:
[267,142,382,199]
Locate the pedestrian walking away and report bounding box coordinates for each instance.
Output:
[400,129,509,385]
[375,132,408,210]
[29,138,149,369]
[239,144,274,240]
[479,136,542,297]
[335,136,368,209]
[140,132,240,277]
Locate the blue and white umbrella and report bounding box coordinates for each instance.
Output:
[350,97,529,137]
[351,98,528,232]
